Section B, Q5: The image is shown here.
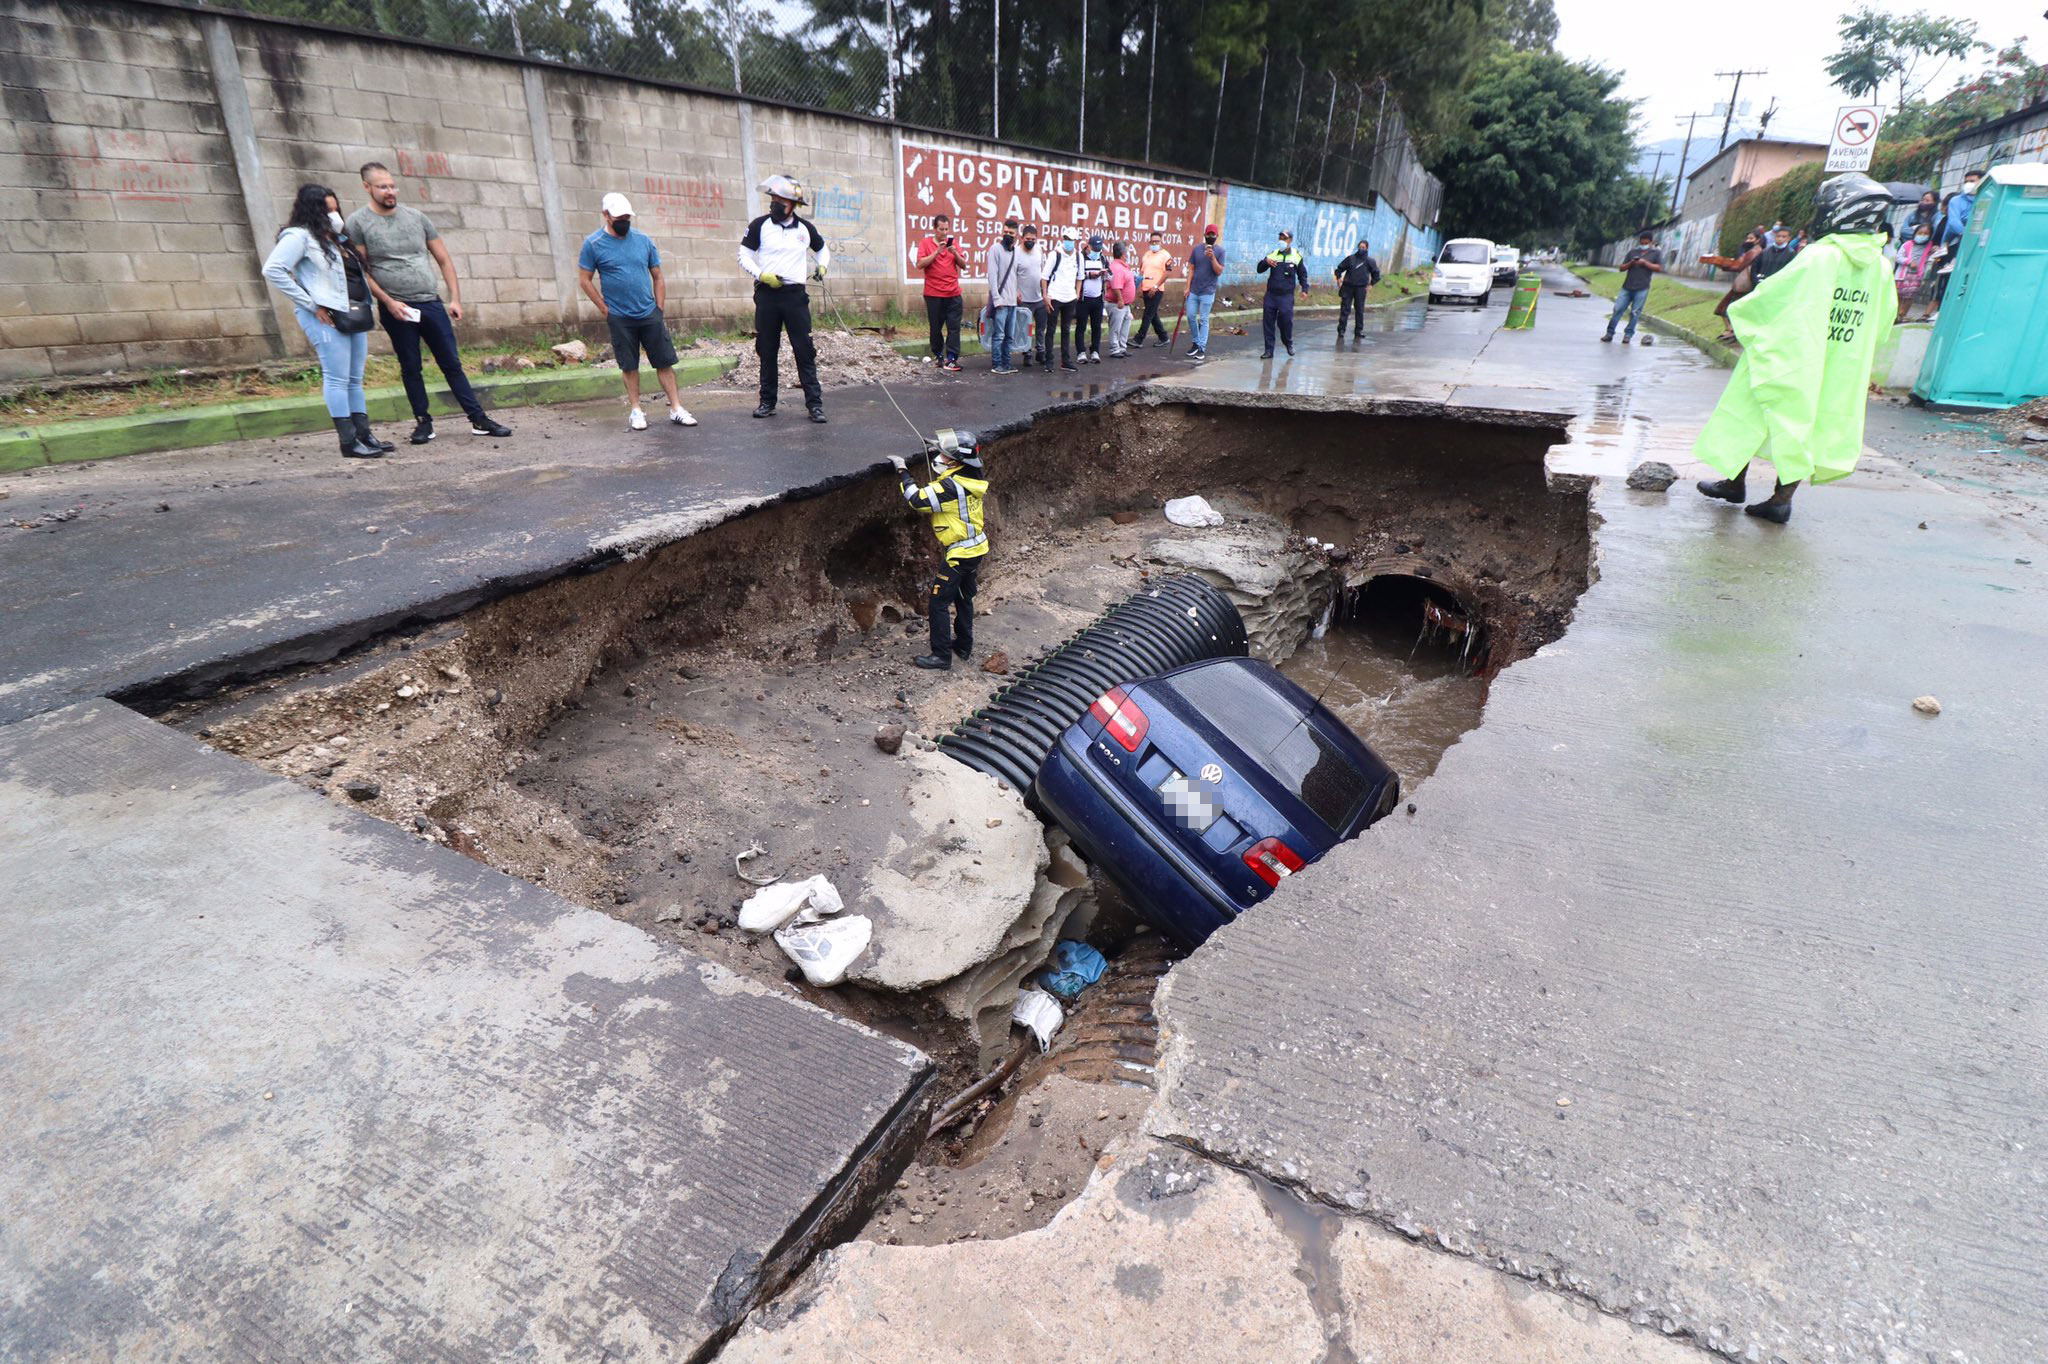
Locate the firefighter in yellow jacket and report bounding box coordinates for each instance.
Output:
[890,428,989,670]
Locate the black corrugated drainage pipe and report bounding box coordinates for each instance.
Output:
[938,574,1248,794]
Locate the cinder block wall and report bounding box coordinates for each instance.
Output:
[0,2,270,375]
[0,0,1439,382]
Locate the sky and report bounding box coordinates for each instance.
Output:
[1552,0,2047,172]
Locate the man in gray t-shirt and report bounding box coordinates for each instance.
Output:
[345,161,509,443]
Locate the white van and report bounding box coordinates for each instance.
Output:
[1429,238,1496,305]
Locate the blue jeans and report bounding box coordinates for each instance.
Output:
[1607,287,1648,338]
[988,304,1017,368]
[380,296,485,422]
[295,305,368,418]
[1187,291,1215,349]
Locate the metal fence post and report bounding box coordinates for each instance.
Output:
[1315,70,1335,194]
[1208,51,1228,176]
[1250,49,1268,183]
[1143,1,1158,163]
[1077,0,1088,154]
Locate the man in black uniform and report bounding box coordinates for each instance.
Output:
[1332,237,1382,339]
[1255,229,1310,357]
[737,174,830,423]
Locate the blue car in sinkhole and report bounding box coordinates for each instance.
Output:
[1033,656,1401,950]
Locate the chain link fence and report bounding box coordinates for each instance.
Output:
[206,0,1437,214]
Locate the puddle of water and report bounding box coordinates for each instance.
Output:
[1279,617,1487,788]
[1251,1172,1360,1364]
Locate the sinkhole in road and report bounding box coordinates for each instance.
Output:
[167,394,1592,1247]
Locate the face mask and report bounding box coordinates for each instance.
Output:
[1204,235,1216,244]
[1001,233,1015,246]
[610,218,631,237]
[1915,232,1930,242]
[327,211,345,234]
[1060,241,1074,254]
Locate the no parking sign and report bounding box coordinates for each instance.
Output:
[1826,105,1884,172]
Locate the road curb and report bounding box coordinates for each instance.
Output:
[0,356,736,471]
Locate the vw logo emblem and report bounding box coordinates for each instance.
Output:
[1200,763,1223,785]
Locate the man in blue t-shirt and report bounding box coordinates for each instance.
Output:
[577,192,696,431]
[1184,224,1224,359]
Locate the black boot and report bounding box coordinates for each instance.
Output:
[753,402,776,418]
[912,653,953,670]
[1697,476,1747,504]
[1744,499,1792,524]
[352,413,394,453]
[334,416,383,459]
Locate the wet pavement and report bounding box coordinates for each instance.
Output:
[6,267,2047,1362]
[727,275,2048,1363]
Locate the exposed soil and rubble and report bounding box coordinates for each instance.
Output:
[160,398,1592,1242]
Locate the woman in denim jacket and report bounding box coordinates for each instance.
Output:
[262,183,403,458]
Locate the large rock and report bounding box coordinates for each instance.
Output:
[848,750,1048,993]
[1147,524,1331,663]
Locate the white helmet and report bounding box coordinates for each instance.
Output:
[758,174,807,207]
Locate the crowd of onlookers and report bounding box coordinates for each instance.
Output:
[912,215,1231,372]
[1696,169,1984,343]
[261,160,1397,460]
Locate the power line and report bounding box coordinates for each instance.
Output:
[1714,69,1767,152]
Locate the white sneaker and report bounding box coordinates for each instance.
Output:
[670,407,696,426]
[628,407,647,431]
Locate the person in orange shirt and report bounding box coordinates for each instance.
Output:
[1137,232,1174,347]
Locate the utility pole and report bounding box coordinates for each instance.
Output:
[1714,68,1766,152]
[1208,51,1228,176]
[991,0,1000,139]
[1670,111,1708,215]
[1143,1,1158,162]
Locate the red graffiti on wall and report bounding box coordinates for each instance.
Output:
[47,128,202,203]
[393,149,452,200]
[641,173,726,232]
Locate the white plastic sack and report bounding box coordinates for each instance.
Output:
[1163,495,1224,528]
[738,875,844,933]
[774,915,872,987]
[1011,987,1065,1051]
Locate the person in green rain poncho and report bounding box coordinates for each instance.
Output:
[1694,173,1899,524]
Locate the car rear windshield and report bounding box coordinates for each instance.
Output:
[1441,243,1489,265]
[1160,665,1377,833]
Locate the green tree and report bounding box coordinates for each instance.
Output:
[1885,40,2047,142]
[1825,7,1985,109]
[1429,49,1635,245]
[1493,0,1558,53]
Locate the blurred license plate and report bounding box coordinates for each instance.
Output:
[1157,768,1219,833]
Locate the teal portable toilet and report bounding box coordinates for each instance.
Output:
[1913,163,2048,409]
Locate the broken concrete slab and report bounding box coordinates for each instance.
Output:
[1150,473,2048,1364]
[932,829,1096,1066]
[721,1140,1325,1363]
[1146,521,1331,662]
[0,700,933,1362]
[722,1135,1714,1363]
[849,749,1048,993]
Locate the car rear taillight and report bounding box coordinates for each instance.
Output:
[1089,686,1149,752]
[1243,837,1306,888]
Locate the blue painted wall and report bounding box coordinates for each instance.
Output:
[1216,185,1441,289]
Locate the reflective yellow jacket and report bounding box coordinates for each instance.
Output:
[901,470,989,562]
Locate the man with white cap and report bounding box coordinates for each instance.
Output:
[578,191,695,430]
[738,173,830,423]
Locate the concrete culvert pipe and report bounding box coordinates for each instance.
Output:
[938,574,1249,794]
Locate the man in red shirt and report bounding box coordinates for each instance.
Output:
[916,213,964,373]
